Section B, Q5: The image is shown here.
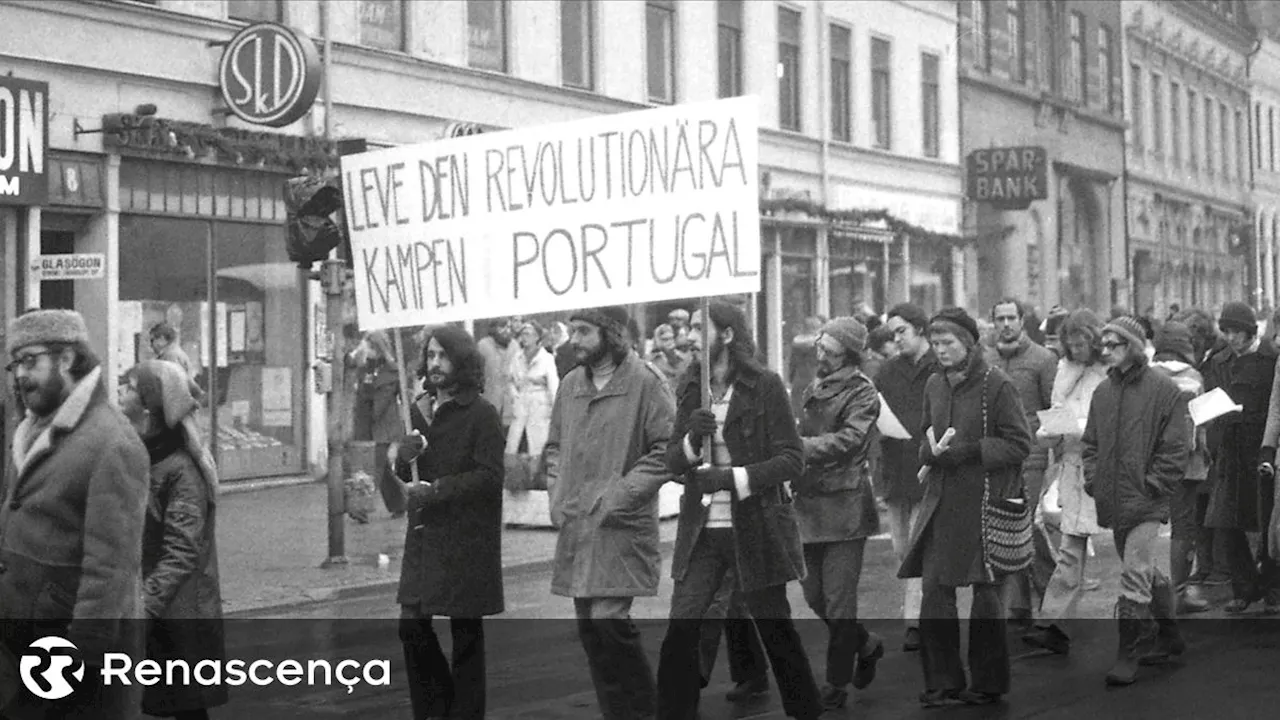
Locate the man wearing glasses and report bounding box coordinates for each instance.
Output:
[0,309,150,719]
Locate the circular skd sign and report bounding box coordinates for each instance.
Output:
[218,22,322,128]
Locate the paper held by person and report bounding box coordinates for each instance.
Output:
[1188,387,1243,427]
[1037,407,1087,436]
[876,393,912,440]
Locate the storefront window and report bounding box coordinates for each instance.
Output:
[779,226,816,383]
[118,161,305,482]
[830,232,886,319]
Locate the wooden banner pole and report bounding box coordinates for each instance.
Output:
[699,296,713,465]
[392,327,422,485]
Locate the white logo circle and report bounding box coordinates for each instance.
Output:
[18,636,84,700]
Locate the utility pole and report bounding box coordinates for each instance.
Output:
[321,257,348,567]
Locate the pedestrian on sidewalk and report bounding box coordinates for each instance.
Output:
[655,300,824,720]
[0,309,150,720]
[794,317,885,711]
[898,307,1031,709]
[394,325,506,720]
[1148,323,1214,614]
[351,330,407,518]
[504,320,558,492]
[1203,301,1279,614]
[876,303,939,652]
[545,306,675,720]
[120,360,228,720]
[1023,309,1109,656]
[984,298,1059,631]
[1083,316,1191,687]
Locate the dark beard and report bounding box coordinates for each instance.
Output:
[22,373,66,417]
[423,370,457,394]
[578,341,611,368]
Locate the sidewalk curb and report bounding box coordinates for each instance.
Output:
[224,539,679,618]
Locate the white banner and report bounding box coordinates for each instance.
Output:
[340,96,761,331]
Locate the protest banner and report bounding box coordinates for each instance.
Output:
[340,96,761,331]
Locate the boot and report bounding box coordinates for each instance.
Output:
[1141,579,1186,665]
[1105,598,1157,687]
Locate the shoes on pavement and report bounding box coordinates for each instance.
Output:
[1176,585,1211,615]
[819,683,848,710]
[1021,624,1070,655]
[919,689,965,709]
[725,676,769,703]
[957,690,1002,706]
[903,626,921,652]
[852,634,884,690]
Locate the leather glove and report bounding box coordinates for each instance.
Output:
[692,466,735,495]
[687,409,718,453]
[932,441,981,469]
[396,432,427,463]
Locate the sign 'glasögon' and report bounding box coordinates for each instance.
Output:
[340,96,762,331]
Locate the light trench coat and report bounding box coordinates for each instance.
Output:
[506,346,560,456]
[1039,358,1107,537]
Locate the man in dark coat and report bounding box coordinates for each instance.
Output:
[795,317,884,710]
[0,309,149,720]
[876,303,938,652]
[1083,316,1191,686]
[395,325,505,720]
[655,301,824,720]
[984,298,1059,628]
[1203,301,1279,613]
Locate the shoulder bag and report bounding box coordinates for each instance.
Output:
[979,368,1035,576]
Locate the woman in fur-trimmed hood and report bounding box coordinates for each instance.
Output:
[120,360,228,718]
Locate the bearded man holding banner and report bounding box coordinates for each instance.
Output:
[546,305,676,720]
[655,300,824,720]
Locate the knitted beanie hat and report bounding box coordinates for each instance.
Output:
[928,307,981,347]
[569,306,632,350]
[1218,301,1257,336]
[1102,315,1147,352]
[819,317,868,356]
[7,309,90,355]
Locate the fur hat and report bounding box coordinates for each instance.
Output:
[1218,301,1257,336]
[928,307,981,346]
[820,317,868,356]
[1154,321,1196,365]
[7,309,90,355]
[1102,316,1147,353]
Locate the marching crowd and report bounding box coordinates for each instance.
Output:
[2,293,1278,720]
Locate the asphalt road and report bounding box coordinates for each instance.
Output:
[217,536,1280,718]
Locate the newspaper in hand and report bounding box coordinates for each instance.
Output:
[1187,387,1243,427]
[1037,407,1086,437]
[875,392,912,440]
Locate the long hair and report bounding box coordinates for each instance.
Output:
[417,325,484,393]
[708,300,760,374]
[1059,309,1103,365]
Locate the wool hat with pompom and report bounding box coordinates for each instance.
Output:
[7,309,90,355]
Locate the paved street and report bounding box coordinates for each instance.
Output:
[215,532,1280,718]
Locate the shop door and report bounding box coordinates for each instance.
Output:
[39,230,75,310]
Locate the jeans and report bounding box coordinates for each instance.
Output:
[886,499,923,627]
[919,580,1009,695]
[573,597,657,720]
[399,608,486,719]
[1115,522,1164,605]
[800,540,869,688]
[657,528,822,720]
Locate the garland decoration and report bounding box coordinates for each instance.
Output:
[760,197,1013,247]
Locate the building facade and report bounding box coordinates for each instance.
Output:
[0,0,960,480]
[1123,0,1254,319]
[958,0,1127,317]
[1248,0,1280,313]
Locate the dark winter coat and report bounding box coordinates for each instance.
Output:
[875,350,940,504]
[142,442,227,715]
[352,362,403,444]
[898,352,1032,587]
[548,353,675,598]
[1204,341,1277,531]
[794,365,881,543]
[1082,361,1191,531]
[669,361,808,593]
[985,336,1058,484]
[395,389,505,617]
[0,368,148,720]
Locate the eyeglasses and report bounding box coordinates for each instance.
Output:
[5,351,53,373]
[1100,341,1128,351]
